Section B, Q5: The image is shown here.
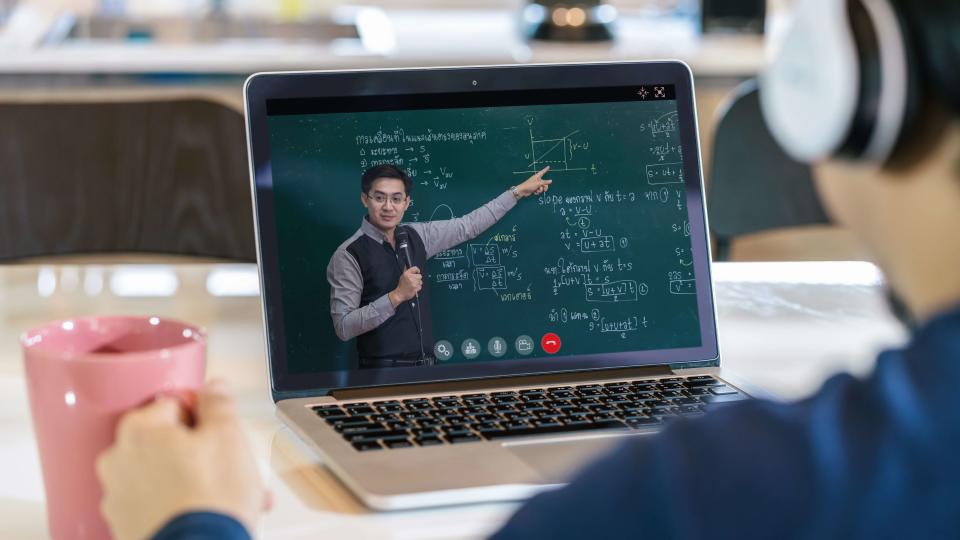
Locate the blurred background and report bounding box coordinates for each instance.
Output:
[0,0,866,264]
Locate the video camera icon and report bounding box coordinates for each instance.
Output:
[515,335,535,356]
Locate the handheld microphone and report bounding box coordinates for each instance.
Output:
[396,228,413,269]
[395,226,426,361]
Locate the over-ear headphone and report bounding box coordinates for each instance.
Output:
[759,0,919,166]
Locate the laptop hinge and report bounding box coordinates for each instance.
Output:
[329,365,674,401]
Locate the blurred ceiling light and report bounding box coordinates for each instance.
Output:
[356,7,396,55]
[60,266,80,293]
[523,3,547,24]
[109,267,179,297]
[37,266,56,297]
[206,266,260,297]
[593,4,618,25]
[566,7,587,27]
[552,7,569,27]
[84,267,105,296]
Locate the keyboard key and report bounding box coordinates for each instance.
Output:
[684,379,723,388]
[407,402,434,411]
[330,417,375,429]
[710,385,739,395]
[484,419,628,440]
[678,405,704,415]
[415,436,443,446]
[531,418,563,428]
[476,425,506,436]
[626,416,661,427]
[313,406,344,417]
[434,400,462,409]
[386,440,413,449]
[352,441,382,452]
[340,425,390,437]
[702,393,747,405]
[377,404,403,413]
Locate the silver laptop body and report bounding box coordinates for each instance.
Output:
[244,61,747,510]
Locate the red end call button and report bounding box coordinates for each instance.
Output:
[541,333,561,354]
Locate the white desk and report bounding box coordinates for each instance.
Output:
[0,262,906,539]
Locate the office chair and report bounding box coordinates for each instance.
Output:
[0,98,255,262]
[706,80,830,261]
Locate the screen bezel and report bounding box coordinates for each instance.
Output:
[244,62,719,401]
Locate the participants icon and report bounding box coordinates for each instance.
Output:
[461,338,481,360]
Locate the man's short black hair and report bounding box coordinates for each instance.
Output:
[893,0,959,115]
[361,164,413,195]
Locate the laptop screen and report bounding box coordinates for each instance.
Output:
[246,63,718,397]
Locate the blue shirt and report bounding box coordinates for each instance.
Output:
[155,307,960,539]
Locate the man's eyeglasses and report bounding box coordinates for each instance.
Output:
[366,192,407,206]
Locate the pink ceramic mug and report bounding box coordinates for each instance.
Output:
[22,316,206,540]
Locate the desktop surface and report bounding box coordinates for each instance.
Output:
[0,261,905,538]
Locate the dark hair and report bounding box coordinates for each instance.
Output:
[882,0,960,167]
[361,164,413,195]
[893,0,960,115]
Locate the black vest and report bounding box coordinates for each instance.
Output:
[346,225,434,362]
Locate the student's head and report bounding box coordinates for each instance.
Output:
[761,0,959,321]
[360,164,413,233]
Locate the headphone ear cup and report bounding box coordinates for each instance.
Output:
[760,0,862,163]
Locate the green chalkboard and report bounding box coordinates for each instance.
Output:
[268,99,699,373]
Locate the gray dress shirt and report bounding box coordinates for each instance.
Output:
[327,191,517,341]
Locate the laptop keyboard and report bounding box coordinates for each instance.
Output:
[312,375,746,452]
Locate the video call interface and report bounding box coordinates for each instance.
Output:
[266,85,703,373]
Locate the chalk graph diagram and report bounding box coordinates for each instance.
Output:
[513,128,590,175]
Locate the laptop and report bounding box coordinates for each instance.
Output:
[243,61,748,510]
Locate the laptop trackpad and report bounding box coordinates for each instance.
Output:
[503,435,628,483]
